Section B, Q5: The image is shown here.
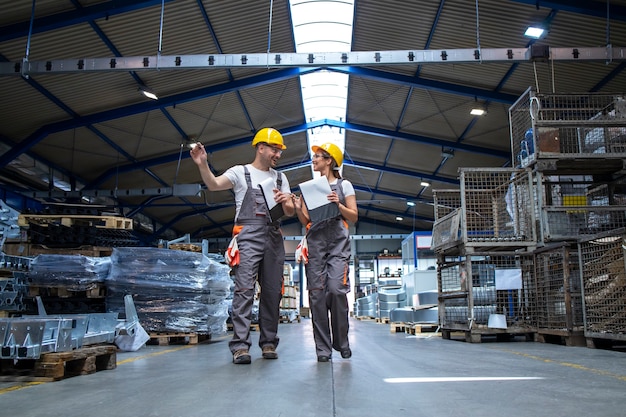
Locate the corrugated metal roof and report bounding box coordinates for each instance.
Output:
[1,0,626,240]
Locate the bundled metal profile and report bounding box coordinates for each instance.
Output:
[0,295,140,360]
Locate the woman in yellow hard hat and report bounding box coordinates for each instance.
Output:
[293,142,358,362]
[190,127,293,364]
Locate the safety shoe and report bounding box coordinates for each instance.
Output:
[317,355,330,362]
[261,345,278,359]
[232,349,251,364]
[340,348,352,359]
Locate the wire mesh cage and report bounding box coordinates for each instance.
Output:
[433,189,462,221]
[459,168,537,249]
[431,209,461,253]
[509,87,626,168]
[437,252,537,332]
[533,243,583,332]
[578,229,626,341]
[536,173,626,241]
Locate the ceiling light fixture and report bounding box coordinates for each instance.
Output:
[524,26,545,39]
[470,107,486,116]
[406,201,416,207]
[139,85,158,100]
[420,181,430,187]
[395,216,403,222]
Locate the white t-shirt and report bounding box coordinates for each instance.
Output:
[223,164,291,219]
[329,178,355,198]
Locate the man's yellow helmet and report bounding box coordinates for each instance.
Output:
[251,127,286,150]
[312,142,343,167]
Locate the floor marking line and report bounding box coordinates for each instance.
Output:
[384,376,543,383]
[493,347,626,382]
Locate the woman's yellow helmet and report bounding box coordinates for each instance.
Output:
[312,142,343,167]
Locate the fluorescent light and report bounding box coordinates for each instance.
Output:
[139,85,158,100]
[470,108,486,116]
[524,26,545,39]
[420,181,430,187]
[395,216,403,221]
[406,201,416,207]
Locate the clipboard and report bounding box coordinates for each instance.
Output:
[299,176,341,223]
[258,176,285,222]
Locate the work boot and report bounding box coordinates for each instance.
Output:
[233,349,251,364]
[261,344,278,359]
[341,348,352,359]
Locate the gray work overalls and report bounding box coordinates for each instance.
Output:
[304,179,351,357]
[229,166,285,353]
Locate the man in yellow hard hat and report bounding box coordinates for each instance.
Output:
[190,127,294,364]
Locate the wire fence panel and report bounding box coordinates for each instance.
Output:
[437,253,537,332]
[510,88,626,169]
[460,168,537,250]
[578,229,626,341]
[536,173,626,241]
[534,243,583,332]
[433,189,462,221]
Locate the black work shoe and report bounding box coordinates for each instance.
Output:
[341,348,352,359]
[261,345,278,359]
[317,355,330,362]
[233,349,251,364]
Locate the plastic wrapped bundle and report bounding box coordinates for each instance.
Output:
[29,254,111,290]
[106,247,232,334]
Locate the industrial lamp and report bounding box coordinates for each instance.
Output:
[420,181,430,187]
[139,85,158,100]
[524,26,545,39]
[470,107,486,116]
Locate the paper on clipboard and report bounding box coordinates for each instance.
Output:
[258,176,284,222]
[299,176,340,223]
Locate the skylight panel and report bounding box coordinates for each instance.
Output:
[289,0,354,175]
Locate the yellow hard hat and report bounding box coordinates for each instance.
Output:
[251,127,286,150]
[312,142,343,167]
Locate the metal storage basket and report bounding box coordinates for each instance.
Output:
[578,228,626,342]
[509,87,626,169]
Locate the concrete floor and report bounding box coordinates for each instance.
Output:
[1,318,625,417]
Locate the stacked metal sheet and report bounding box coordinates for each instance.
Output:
[354,293,377,318]
[378,286,407,319]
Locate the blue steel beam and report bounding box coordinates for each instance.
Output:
[86,118,486,189]
[332,120,509,159]
[508,0,626,21]
[0,67,316,168]
[1,65,514,168]
[329,66,519,104]
[196,0,255,132]
[0,0,173,42]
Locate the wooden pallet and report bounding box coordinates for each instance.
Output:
[147,332,207,345]
[405,323,439,335]
[168,243,202,252]
[19,214,133,230]
[29,284,106,298]
[29,244,113,257]
[227,323,260,332]
[535,329,586,347]
[0,344,117,382]
[279,315,301,323]
[376,317,390,324]
[391,322,439,334]
[390,322,407,333]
